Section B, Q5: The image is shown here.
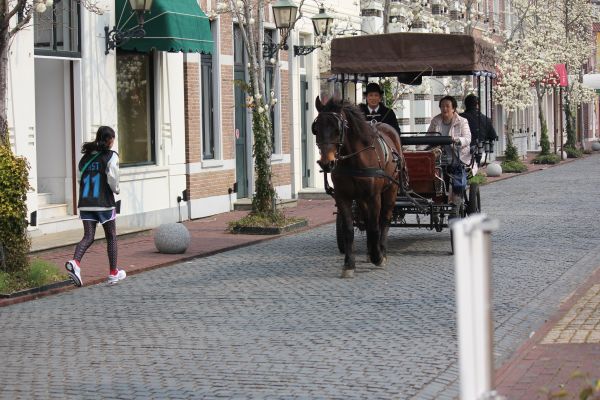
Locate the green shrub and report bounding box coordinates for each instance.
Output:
[0,258,67,294]
[228,211,305,232]
[504,142,520,162]
[563,146,583,159]
[539,124,551,156]
[27,258,65,288]
[532,154,561,164]
[0,270,9,293]
[468,171,487,185]
[0,144,31,273]
[501,160,528,173]
[540,371,600,399]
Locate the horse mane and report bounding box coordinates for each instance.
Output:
[321,98,376,143]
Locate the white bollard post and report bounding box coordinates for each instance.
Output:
[451,214,499,400]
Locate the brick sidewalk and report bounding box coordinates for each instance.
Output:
[495,266,600,399]
[1,198,337,307]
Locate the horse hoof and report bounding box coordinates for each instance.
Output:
[341,269,355,279]
[371,255,384,266]
[379,256,387,267]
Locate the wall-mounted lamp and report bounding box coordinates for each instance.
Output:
[105,0,154,55]
[293,6,334,56]
[263,0,298,59]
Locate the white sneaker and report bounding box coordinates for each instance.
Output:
[65,260,82,287]
[107,269,126,285]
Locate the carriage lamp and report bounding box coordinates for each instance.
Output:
[262,0,298,59]
[105,0,153,55]
[293,6,334,56]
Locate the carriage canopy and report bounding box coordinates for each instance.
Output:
[330,32,495,78]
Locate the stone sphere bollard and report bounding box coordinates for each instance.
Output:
[560,151,568,160]
[486,162,502,177]
[154,223,190,254]
[592,142,600,151]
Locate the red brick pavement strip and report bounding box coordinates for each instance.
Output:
[0,198,338,308]
[494,266,600,399]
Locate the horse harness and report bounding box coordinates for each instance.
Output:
[313,111,409,194]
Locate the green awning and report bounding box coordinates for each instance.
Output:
[115,0,213,53]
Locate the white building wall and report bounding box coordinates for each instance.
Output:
[290,0,362,195]
[8,4,191,236]
[8,27,38,227]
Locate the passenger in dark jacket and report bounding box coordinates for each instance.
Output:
[359,82,401,135]
[460,94,498,164]
[460,94,497,144]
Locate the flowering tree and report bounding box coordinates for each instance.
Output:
[494,0,594,156]
[554,0,594,150]
[216,0,304,215]
[494,0,559,155]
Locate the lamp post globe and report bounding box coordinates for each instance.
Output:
[129,0,153,11]
[311,7,334,38]
[271,0,298,31]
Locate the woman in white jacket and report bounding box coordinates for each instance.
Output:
[427,95,475,205]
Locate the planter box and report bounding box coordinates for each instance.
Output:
[231,219,308,235]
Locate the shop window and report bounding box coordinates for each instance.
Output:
[116,51,156,166]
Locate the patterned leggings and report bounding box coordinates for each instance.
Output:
[73,219,118,270]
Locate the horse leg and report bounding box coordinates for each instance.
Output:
[337,200,356,278]
[366,196,383,266]
[378,188,397,266]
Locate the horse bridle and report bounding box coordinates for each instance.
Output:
[312,111,377,164]
[312,111,348,152]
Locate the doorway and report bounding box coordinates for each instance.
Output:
[233,26,249,198]
[34,58,76,215]
[300,75,310,188]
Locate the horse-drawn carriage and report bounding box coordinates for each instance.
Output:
[312,32,496,277]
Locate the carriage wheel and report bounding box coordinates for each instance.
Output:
[449,202,465,254]
[336,212,346,254]
[466,184,481,215]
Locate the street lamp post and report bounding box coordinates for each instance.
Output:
[293,6,334,56]
[263,0,298,59]
[105,0,154,55]
[262,0,334,58]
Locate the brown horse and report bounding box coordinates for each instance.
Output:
[313,97,403,278]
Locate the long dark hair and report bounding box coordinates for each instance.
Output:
[81,126,115,154]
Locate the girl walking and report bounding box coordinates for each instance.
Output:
[65,126,126,286]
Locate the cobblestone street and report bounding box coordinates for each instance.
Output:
[1,155,600,399]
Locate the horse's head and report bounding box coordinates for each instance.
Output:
[313,96,347,173]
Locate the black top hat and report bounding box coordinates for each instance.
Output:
[365,82,383,95]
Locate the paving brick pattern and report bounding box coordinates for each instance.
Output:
[0,155,599,399]
[541,284,600,344]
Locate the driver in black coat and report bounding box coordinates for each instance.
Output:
[359,82,401,135]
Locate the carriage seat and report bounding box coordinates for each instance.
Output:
[404,151,440,196]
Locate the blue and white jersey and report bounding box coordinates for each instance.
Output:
[77,151,120,211]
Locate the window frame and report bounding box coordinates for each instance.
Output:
[33,0,82,58]
[201,52,215,160]
[264,29,280,155]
